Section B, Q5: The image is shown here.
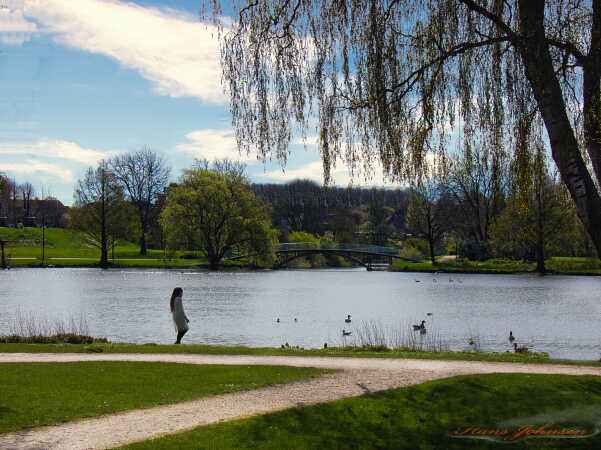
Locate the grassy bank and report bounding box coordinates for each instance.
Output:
[122,373,601,449]
[0,361,330,434]
[389,256,601,275]
[2,227,599,272]
[1,342,599,366]
[0,227,255,268]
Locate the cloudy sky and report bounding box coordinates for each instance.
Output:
[0,0,397,204]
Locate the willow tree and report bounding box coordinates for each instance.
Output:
[207,0,601,256]
[160,167,277,269]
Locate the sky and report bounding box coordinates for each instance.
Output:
[0,0,400,205]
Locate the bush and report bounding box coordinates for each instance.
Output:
[398,246,424,260]
[459,239,490,261]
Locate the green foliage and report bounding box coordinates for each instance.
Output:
[0,362,328,434]
[123,374,601,449]
[160,168,277,268]
[70,201,140,251]
[490,186,580,262]
[400,237,428,260]
[287,231,320,245]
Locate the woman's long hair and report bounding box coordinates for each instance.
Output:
[170,287,183,312]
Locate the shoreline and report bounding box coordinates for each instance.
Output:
[3,262,600,276]
[1,342,599,365]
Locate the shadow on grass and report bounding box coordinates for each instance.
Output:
[123,374,601,449]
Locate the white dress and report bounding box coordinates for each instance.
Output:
[172,296,189,332]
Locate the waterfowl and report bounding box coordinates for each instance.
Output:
[413,320,426,331]
[469,338,475,346]
[276,318,280,323]
[342,329,352,336]
[345,314,352,323]
[294,318,298,322]
[508,331,515,342]
[426,312,433,316]
[513,342,528,353]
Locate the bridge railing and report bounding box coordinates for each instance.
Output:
[276,242,401,256]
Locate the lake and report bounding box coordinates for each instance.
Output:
[0,268,599,360]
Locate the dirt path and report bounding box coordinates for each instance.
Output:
[1,353,600,450]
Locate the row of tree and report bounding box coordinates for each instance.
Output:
[0,174,67,228]
[4,145,595,272]
[70,154,276,268]
[69,147,170,265]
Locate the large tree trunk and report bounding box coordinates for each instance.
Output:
[584,0,601,187]
[518,0,601,257]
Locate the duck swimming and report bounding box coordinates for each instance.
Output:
[508,331,515,341]
[345,314,352,323]
[342,329,352,336]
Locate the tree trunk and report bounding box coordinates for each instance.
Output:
[100,173,108,268]
[518,0,601,257]
[1,241,6,269]
[429,237,436,265]
[535,195,546,274]
[209,256,220,270]
[139,231,147,256]
[584,0,601,186]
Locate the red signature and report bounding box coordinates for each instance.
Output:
[453,423,589,441]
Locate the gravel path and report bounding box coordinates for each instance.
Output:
[1,353,600,450]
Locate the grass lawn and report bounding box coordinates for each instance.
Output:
[0,362,330,434]
[0,227,253,268]
[1,343,600,366]
[122,373,601,449]
[390,257,601,275]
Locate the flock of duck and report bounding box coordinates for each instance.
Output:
[276,313,530,353]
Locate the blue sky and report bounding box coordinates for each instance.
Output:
[0,0,397,205]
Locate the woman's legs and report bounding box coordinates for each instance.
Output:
[175,328,188,344]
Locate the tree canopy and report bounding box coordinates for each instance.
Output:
[208,0,601,256]
[73,162,124,266]
[160,166,277,269]
[110,147,170,255]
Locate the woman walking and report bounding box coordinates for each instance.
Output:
[170,287,189,344]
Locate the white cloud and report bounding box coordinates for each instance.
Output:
[174,129,257,162]
[262,160,399,187]
[22,0,224,103]
[0,5,38,45]
[1,159,74,182]
[0,138,110,165]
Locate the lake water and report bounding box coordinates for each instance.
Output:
[0,268,600,360]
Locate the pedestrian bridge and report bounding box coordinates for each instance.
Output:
[227,242,421,269]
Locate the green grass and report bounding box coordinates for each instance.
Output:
[122,373,601,449]
[0,227,254,268]
[1,343,599,366]
[0,361,330,434]
[390,256,601,275]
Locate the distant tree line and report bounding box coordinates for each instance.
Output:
[0,173,67,228]
[2,143,596,272]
